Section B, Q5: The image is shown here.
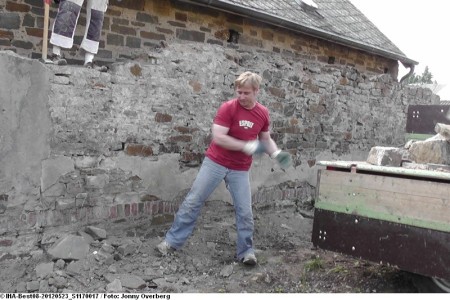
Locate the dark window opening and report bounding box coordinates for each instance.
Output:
[384,68,389,74]
[328,56,335,64]
[228,29,240,44]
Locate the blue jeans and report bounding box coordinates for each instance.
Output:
[165,157,254,260]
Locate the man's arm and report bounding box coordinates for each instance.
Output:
[211,124,247,151]
[259,131,292,169]
[212,124,279,155]
[258,131,279,156]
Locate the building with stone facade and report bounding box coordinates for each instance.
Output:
[1,0,417,79]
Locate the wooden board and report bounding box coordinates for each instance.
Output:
[316,169,450,233]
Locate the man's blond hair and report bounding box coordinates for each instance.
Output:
[235,71,262,90]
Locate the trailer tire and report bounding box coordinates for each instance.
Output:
[412,274,450,293]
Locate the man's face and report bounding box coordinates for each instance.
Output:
[236,84,258,109]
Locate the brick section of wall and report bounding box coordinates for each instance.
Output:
[17,199,180,229]
[0,0,398,77]
[13,184,314,229]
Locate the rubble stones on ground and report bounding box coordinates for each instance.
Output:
[66,260,86,275]
[0,200,418,293]
[106,279,123,292]
[104,273,146,289]
[16,282,27,292]
[48,235,90,260]
[26,281,39,292]
[220,264,234,277]
[35,262,54,278]
[117,239,142,256]
[55,259,65,269]
[85,226,107,240]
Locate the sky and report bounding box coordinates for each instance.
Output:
[349,0,450,100]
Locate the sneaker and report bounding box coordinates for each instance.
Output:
[156,240,174,256]
[84,61,108,72]
[242,252,257,266]
[51,54,67,66]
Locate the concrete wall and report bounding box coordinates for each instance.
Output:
[0,0,398,77]
[0,41,439,237]
[0,51,51,227]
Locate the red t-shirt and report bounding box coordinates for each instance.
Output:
[205,98,270,171]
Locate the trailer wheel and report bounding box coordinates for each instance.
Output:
[412,274,450,293]
[431,278,450,293]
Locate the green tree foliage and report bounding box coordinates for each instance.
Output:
[407,66,436,84]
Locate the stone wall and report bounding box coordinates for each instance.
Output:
[0,40,439,240]
[0,0,441,247]
[1,0,398,77]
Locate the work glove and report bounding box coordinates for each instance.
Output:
[242,140,266,156]
[271,150,292,169]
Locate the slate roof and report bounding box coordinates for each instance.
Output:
[185,0,417,66]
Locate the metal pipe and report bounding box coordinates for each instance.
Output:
[400,64,415,84]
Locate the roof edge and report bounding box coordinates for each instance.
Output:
[178,0,418,66]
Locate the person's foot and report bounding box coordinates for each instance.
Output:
[242,252,257,266]
[50,54,67,66]
[156,240,174,256]
[84,61,107,72]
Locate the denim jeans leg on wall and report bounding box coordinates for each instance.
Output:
[225,169,254,261]
[165,157,227,249]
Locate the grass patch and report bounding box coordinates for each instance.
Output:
[304,257,324,272]
[329,265,348,274]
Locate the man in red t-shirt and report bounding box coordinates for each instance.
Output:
[157,71,291,265]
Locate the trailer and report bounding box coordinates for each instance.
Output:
[312,160,450,292]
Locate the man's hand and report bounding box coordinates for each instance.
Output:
[242,140,266,156]
[271,150,292,169]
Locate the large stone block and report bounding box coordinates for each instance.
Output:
[434,123,450,141]
[408,139,450,164]
[48,235,90,260]
[366,146,403,167]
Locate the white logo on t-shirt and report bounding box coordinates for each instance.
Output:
[239,120,254,129]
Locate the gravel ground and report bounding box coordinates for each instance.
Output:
[0,199,419,293]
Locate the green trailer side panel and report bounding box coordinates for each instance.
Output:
[316,169,450,233]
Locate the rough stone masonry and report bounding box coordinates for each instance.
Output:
[0,41,438,255]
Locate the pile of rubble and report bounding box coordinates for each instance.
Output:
[367,123,450,171]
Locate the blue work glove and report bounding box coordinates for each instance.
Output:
[271,150,292,169]
[242,140,266,156]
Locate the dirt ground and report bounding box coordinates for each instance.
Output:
[0,200,419,293]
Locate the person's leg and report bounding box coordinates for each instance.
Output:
[50,0,83,50]
[81,0,107,60]
[225,170,255,262]
[164,157,226,249]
